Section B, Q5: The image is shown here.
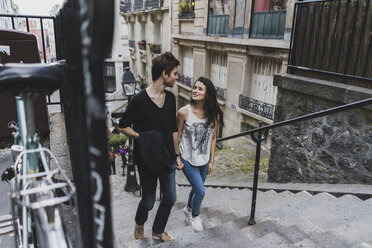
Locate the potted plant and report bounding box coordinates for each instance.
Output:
[137,76,148,90]
[109,134,128,153]
[148,43,161,54]
[138,40,146,50]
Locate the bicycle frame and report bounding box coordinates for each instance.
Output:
[11,96,76,248]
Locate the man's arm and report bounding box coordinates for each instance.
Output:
[117,126,139,140]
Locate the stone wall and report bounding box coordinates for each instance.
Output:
[268,74,372,184]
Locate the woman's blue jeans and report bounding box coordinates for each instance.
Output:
[181,157,209,216]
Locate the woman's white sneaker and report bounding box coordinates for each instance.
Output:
[190,216,203,232]
[183,206,191,225]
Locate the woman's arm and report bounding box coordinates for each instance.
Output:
[208,118,219,174]
[174,106,188,170]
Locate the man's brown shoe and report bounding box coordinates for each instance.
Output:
[152,232,173,242]
[134,224,144,239]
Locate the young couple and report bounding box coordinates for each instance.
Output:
[118,52,223,242]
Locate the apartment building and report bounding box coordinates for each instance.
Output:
[0,0,16,28]
[119,0,172,85]
[172,0,295,147]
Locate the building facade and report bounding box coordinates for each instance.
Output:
[172,0,296,147]
[0,0,16,28]
[119,0,172,86]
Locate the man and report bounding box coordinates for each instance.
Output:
[118,52,182,242]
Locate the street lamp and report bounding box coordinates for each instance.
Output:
[121,67,140,193]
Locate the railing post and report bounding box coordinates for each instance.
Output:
[248,121,268,225]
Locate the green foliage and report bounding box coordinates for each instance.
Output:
[148,43,161,54]
[179,2,190,13]
[108,134,127,146]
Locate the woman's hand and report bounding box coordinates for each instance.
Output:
[176,156,184,170]
[208,162,214,174]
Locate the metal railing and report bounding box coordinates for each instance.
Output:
[177,73,193,88]
[129,40,135,48]
[217,97,372,225]
[207,14,229,36]
[288,0,372,87]
[250,10,286,39]
[120,0,163,13]
[239,95,275,120]
[120,0,133,13]
[0,14,61,107]
[216,86,227,101]
[133,0,145,11]
[147,0,162,9]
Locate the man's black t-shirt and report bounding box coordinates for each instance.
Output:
[119,89,177,168]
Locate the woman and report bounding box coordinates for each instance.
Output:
[175,77,224,232]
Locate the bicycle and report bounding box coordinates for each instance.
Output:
[0,61,77,248]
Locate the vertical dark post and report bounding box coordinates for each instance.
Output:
[39,18,47,63]
[55,0,115,247]
[248,121,268,226]
[124,97,140,192]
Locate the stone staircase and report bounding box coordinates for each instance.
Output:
[110,174,372,248]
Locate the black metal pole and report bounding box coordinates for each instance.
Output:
[124,96,140,192]
[248,121,268,226]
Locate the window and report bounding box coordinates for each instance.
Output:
[233,0,246,37]
[178,0,195,18]
[103,62,116,93]
[250,0,287,39]
[207,0,230,36]
[182,47,194,79]
[208,0,230,15]
[210,51,227,100]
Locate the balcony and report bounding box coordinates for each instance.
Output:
[120,0,163,13]
[149,43,161,54]
[215,86,226,101]
[133,0,145,11]
[137,40,146,50]
[239,95,275,120]
[207,15,229,36]
[129,40,135,49]
[120,0,132,13]
[147,0,162,9]
[177,73,193,88]
[250,10,286,39]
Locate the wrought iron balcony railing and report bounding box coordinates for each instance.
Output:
[120,1,132,13]
[215,86,226,101]
[207,14,229,36]
[133,0,145,11]
[147,0,162,9]
[177,73,193,88]
[239,95,275,120]
[250,10,286,39]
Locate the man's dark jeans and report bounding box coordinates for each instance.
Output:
[135,165,176,234]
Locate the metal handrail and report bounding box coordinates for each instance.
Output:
[218,98,372,142]
[216,97,372,225]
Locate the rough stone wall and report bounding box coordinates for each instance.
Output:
[268,74,372,184]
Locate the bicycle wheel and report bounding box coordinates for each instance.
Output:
[30,181,72,248]
[10,178,22,247]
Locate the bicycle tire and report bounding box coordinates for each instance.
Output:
[30,181,72,248]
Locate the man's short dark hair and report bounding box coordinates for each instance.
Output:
[152,52,180,81]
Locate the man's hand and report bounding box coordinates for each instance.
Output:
[176,156,184,170]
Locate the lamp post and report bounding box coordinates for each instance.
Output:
[121,67,140,192]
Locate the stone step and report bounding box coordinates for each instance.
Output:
[262,192,368,230]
